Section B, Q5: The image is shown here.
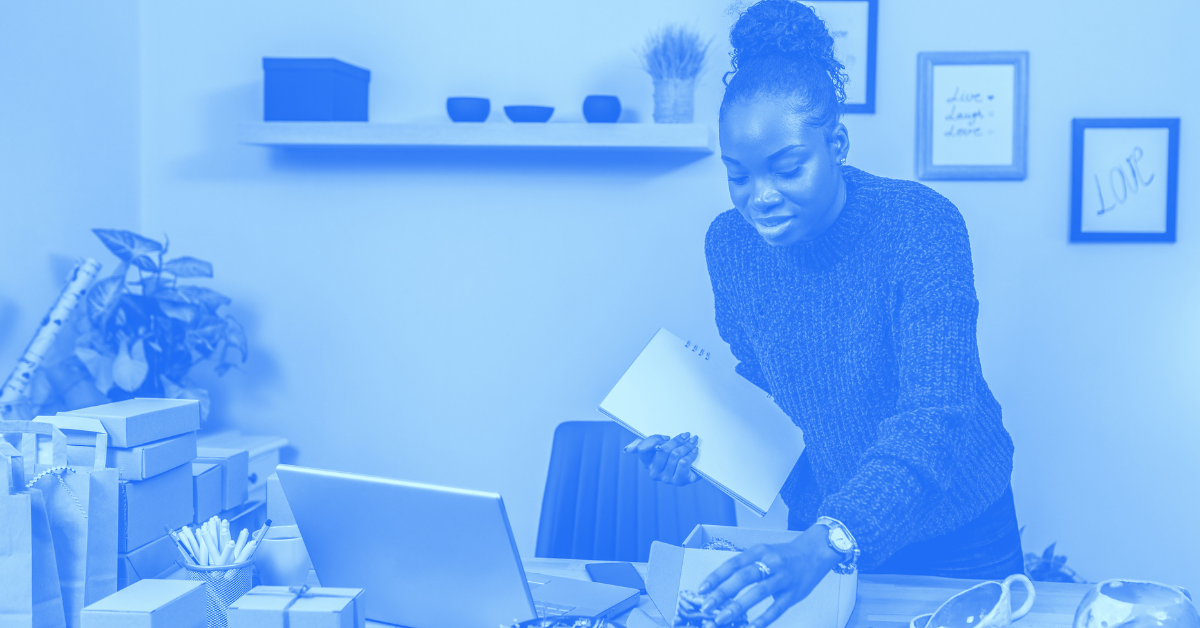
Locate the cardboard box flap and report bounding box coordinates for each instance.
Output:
[647,524,858,628]
[682,524,799,549]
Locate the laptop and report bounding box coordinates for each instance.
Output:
[275,464,640,628]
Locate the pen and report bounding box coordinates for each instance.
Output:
[164,526,198,566]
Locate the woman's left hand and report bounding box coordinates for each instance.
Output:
[695,525,845,627]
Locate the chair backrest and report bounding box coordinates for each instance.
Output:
[535,421,736,562]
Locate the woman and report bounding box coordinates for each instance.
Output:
[625,1,1023,626]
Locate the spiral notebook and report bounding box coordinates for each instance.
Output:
[598,328,806,516]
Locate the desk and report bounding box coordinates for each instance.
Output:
[362,558,1093,628]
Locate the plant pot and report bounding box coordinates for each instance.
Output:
[652,78,695,123]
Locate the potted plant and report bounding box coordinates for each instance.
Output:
[73,229,246,421]
[641,26,709,123]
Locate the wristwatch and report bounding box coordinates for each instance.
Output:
[815,516,860,574]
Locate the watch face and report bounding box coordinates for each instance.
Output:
[829,528,853,552]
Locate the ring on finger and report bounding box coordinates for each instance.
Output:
[754,561,771,581]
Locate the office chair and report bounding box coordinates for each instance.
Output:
[535,421,736,562]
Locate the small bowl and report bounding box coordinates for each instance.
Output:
[504,105,554,123]
[446,97,490,122]
[583,95,621,123]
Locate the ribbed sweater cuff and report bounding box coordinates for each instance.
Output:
[817,458,931,570]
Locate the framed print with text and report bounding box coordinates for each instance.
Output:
[803,0,877,114]
[915,51,1029,180]
[1070,118,1180,243]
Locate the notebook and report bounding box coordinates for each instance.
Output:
[598,328,805,516]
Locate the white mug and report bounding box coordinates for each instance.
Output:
[254,525,313,586]
[911,574,1036,628]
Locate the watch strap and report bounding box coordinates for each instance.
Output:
[816,516,860,574]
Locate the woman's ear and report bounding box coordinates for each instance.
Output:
[829,123,850,164]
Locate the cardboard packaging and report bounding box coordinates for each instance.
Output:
[198,431,288,503]
[227,585,366,628]
[81,579,206,628]
[221,499,267,540]
[193,462,223,524]
[265,472,295,526]
[262,58,370,122]
[196,446,249,511]
[102,432,197,481]
[61,398,200,448]
[117,534,181,590]
[647,525,857,628]
[119,462,194,553]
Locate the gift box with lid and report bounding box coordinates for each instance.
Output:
[226,585,366,628]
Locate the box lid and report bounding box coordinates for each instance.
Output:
[192,462,218,476]
[262,57,370,81]
[85,579,203,612]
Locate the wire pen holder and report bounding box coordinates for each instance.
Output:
[183,560,255,628]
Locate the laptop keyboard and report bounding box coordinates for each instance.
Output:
[535,602,576,618]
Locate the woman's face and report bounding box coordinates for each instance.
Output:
[720,98,849,246]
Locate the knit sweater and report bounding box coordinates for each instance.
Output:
[704,166,1014,570]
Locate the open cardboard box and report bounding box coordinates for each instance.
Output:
[647,525,856,628]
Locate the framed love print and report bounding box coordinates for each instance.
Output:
[1070,118,1180,242]
[803,0,877,114]
[915,51,1029,180]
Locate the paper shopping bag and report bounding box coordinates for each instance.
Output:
[24,417,119,628]
[0,433,67,628]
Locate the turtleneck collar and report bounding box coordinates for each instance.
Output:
[767,165,870,271]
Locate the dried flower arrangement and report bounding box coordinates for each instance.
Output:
[640,26,709,123]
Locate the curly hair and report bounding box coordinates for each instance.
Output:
[720,0,848,132]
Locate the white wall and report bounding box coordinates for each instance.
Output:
[9,0,1192,591]
[0,1,141,381]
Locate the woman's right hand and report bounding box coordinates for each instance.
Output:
[623,432,701,486]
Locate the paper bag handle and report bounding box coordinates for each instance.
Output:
[0,420,67,477]
[32,415,108,471]
[0,440,23,494]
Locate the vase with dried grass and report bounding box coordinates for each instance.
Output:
[641,26,709,123]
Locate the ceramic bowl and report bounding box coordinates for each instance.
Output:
[446,97,490,122]
[583,95,621,123]
[504,105,554,123]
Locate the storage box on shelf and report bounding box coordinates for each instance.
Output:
[82,579,206,628]
[263,57,370,122]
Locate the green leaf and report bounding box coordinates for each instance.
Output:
[93,229,162,263]
[74,346,114,394]
[1042,543,1057,562]
[177,285,231,312]
[163,256,213,278]
[224,316,247,362]
[112,339,149,392]
[87,275,125,323]
[186,315,227,357]
[155,288,202,323]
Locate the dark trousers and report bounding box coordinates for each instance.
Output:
[865,485,1025,580]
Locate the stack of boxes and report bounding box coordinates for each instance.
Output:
[60,398,200,589]
[196,431,288,538]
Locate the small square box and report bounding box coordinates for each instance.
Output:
[263,58,370,121]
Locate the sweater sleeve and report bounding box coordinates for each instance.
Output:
[817,193,983,569]
[705,216,772,395]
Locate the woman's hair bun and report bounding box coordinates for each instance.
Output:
[729,0,836,74]
[721,0,846,128]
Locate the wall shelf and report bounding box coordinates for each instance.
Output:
[237,122,715,153]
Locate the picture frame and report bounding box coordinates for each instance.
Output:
[915,51,1029,180]
[803,0,877,114]
[1070,118,1180,243]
